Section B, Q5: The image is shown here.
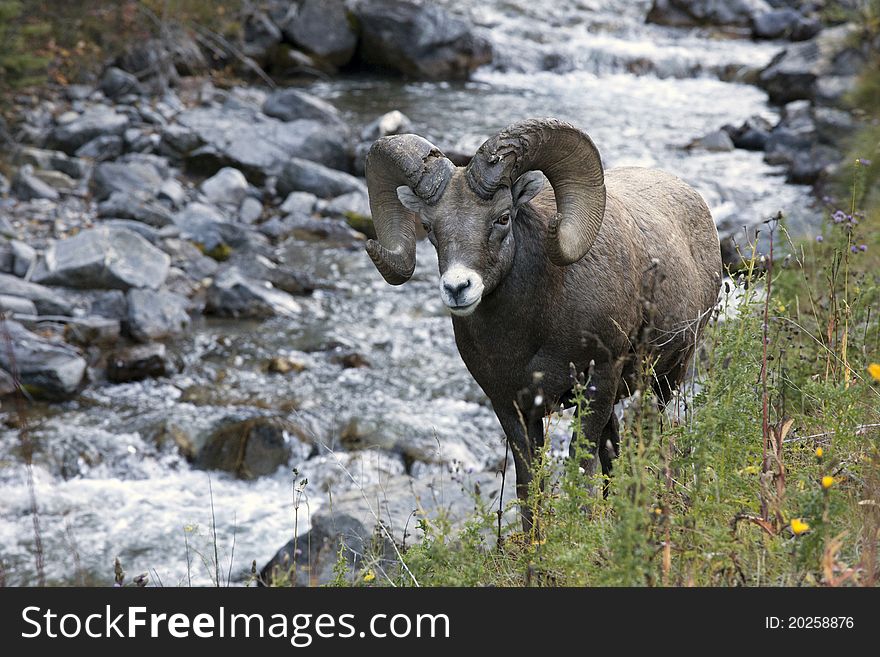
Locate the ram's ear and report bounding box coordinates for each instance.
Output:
[512,170,544,208]
[396,186,425,214]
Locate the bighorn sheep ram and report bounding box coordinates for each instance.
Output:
[365,118,722,525]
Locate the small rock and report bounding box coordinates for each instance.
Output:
[126,288,191,342]
[279,191,317,215]
[261,88,345,126]
[205,266,302,318]
[158,179,187,208]
[107,342,177,382]
[225,253,314,295]
[195,416,295,479]
[33,227,170,291]
[90,159,165,201]
[360,110,413,142]
[239,196,263,224]
[0,273,72,315]
[200,167,249,206]
[48,105,130,154]
[330,351,370,369]
[75,134,125,162]
[10,240,36,278]
[11,165,60,201]
[63,316,121,346]
[688,129,735,152]
[277,158,366,199]
[97,190,175,227]
[99,66,144,100]
[14,146,89,179]
[267,356,307,374]
[173,202,253,256]
[0,294,37,316]
[84,289,128,320]
[0,320,87,400]
[725,115,773,151]
[647,0,772,28]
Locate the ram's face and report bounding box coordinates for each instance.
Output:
[397,170,543,316]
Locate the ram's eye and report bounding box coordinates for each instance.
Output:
[421,221,432,232]
[494,212,510,226]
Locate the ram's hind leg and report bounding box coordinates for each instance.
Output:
[569,361,621,495]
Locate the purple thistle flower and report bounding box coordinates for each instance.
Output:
[859,244,867,252]
[832,210,847,223]
[857,158,872,166]
[815,235,824,243]
[851,245,859,253]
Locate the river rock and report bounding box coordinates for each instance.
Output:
[194,416,295,479]
[352,0,492,79]
[758,24,865,105]
[106,342,177,382]
[14,146,89,179]
[261,88,345,127]
[34,226,170,291]
[48,105,130,154]
[0,294,37,316]
[277,158,366,198]
[282,0,357,68]
[0,368,14,396]
[724,115,773,151]
[11,165,60,201]
[280,191,317,215]
[752,8,820,41]
[158,179,188,208]
[647,0,772,28]
[0,273,72,315]
[99,66,144,100]
[167,106,350,181]
[205,266,302,318]
[0,320,87,400]
[200,167,249,206]
[84,289,128,320]
[687,129,735,152]
[360,110,414,143]
[63,316,121,346]
[90,159,165,202]
[225,253,314,295]
[239,196,264,224]
[10,240,36,278]
[75,134,125,162]
[97,190,175,227]
[243,10,283,65]
[172,201,254,256]
[125,288,191,342]
[261,470,514,585]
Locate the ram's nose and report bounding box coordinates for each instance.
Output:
[439,266,485,316]
[443,278,471,301]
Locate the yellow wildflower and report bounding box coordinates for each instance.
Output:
[815,446,823,458]
[821,476,834,489]
[790,518,810,535]
[868,363,880,382]
[363,570,376,583]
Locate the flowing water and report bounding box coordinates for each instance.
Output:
[0,0,820,585]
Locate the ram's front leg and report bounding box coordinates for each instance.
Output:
[570,360,621,495]
[497,402,546,533]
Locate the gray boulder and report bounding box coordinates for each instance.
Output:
[758,24,865,104]
[647,0,772,28]
[0,320,87,400]
[33,227,170,291]
[0,294,37,316]
[48,105,130,154]
[11,165,60,201]
[173,202,254,255]
[205,266,302,318]
[752,8,820,41]
[14,146,89,179]
[352,0,493,79]
[90,159,165,202]
[282,0,357,68]
[242,10,283,65]
[167,106,350,181]
[277,157,366,198]
[724,115,773,151]
[687,129,735,152]
[280,190,317,215]
[261,88,345,126]
[97,190,175,228]
[63,316,121,346]
[261,470,514,585]
[10,240,36,278]
[0,273,72,315]
[107,342,177,383]
[75,134,125,162]
[200,167,249,206]
[126,288,191,342]
[99,66,144,100]
[194,416,294,479]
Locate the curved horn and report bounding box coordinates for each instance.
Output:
[465,118,606,266]
[364,135,454,285]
